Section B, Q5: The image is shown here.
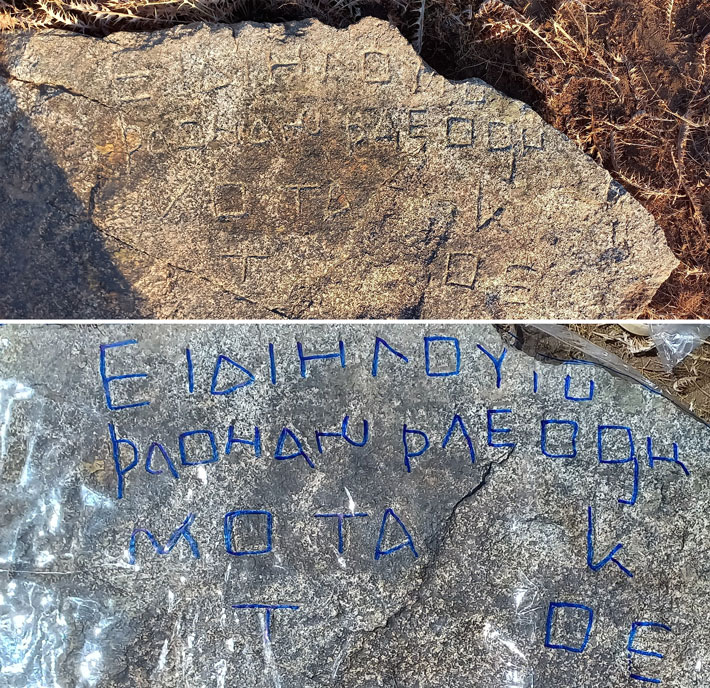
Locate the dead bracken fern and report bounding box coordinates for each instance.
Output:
[412,0,426,53]
[0,0,239,30]
[0,0,709,316]
[472,0,710,316]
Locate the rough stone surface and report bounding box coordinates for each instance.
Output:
[0,19,678,318]
[0,323,708,688]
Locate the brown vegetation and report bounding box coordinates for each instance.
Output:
[572,323,710,421]
[1,0,709,317]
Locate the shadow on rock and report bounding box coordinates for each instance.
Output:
[0,77,141,318]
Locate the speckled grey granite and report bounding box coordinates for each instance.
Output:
[0,324,707,688]
[0,19,678,318]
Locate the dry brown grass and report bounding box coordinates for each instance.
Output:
[0,0,246,31]
[571,322,710,421]
[469,0,710,317]
[1,0,709,317]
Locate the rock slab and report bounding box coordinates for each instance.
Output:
[0,323,708,687]
[0,20,678,318]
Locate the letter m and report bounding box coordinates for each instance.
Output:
[128,513,200,564]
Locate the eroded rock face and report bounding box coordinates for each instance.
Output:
[0,19,677,318]
[0,324,707,687]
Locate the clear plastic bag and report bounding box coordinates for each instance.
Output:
[649,324,710,371]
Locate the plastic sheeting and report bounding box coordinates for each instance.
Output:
[0,323,707,687]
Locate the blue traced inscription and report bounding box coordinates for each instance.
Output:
[477,344,506,388]
[297,341,346,378]
[275,427,315,468]
[545,601,594,653]
[628,621,671,683]
[210,355,255,395]
[224,509,273,556]
[314,512,369,553]
[586,505,633,578]
[646,437,689,477]
[128,513,200,564]
[424,336,461,377]
[186,348,194,394]
[268,343,277,385]
[232,603,300,642]
[179,430,219,466]
[316,416,369,453]
[598,425,638,506]
[488,409,515,448]
[402,425,430,472]
[442,414,476,463]
[564,374,595,402]
[372,336,409,377]
[225,426,262,457]
[109,423,139,500]
[541,419,579,458]
[145,441,180,479]
[99,340,150,411]
[375,508,419,560]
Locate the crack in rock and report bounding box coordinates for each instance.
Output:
[337,451,513,682]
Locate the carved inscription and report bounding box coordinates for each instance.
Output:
[242,117,275,146]
[522,128,545,152]
[346,109,400,153]
[363,51,392,83]
[413,64,439,94]
[476,182,505,232]
[501,263,536,305]
[464,82,487,106]
[283,109,322,140]
[4,16,675,320]
[446,117,475,148]
[113,71,152,103]
[444,252,480,289]
[213,183,247,219]
[220,254,270,282]
[283,183,351,221]
[143,99,549,161]
[269,47,304,84]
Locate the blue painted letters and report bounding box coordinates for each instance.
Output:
[224,509,273,556]
[179,430,219,466]
[628,621,671,683]
[402,425,430,472]
[488,409,515,448]
[109,423,139,500]
[598,425,638,506]
[210,355,255,395]
[646,437,689,477]
[442,414,476,463]
[424,336,461,377]
[128,513,200,564]
[314,512,369,553]
[374,508,419,560]
[586,505,633,578]
[372,337,409,377]
[297,341,346,378]
[477,344,506,388]
[99,340,149,411]
[545,601,594,653]
[275,427,315,468]
[541,419,579,459]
